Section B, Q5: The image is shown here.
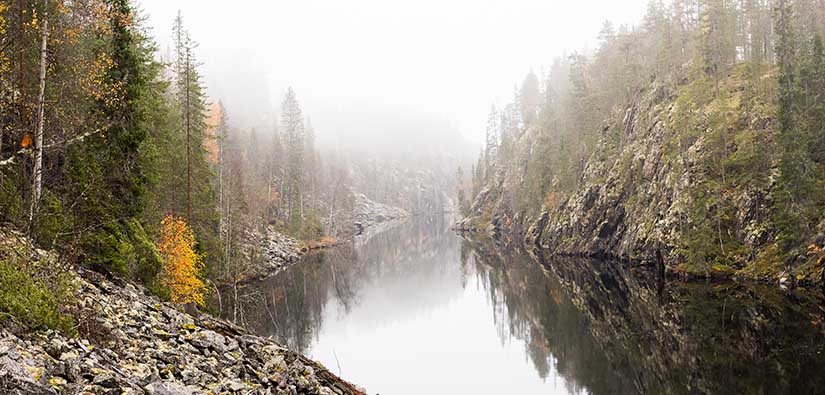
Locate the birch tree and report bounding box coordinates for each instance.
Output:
[29,0,49,221]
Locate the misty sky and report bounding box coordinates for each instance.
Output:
[136,0,650,148]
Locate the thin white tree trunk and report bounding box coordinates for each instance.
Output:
[185,50,192,222]
[30,0,49,222]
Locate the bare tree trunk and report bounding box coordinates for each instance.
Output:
[232,281,238,323]
[185,50,192,222]
[30,0,49,222]
[218,137,223,220]
[327,182,336,236]
[225,206,232,273]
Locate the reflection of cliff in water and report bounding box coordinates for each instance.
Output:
[222,219,825,394]
[221,214,456,353]
[463,239,634,394]
[465,236,825,395]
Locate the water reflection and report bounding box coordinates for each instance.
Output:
[521,247,825,394]
[221,218,825,394]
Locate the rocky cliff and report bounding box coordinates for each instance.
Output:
[351,193,410,244]
[461,67,825,282]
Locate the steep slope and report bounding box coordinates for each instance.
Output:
[462,66,825,282]
[0,231,363,395]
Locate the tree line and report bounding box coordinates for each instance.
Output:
[0,1,349,308]
[463,0,825,267]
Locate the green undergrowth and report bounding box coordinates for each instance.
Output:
[0,235,77,333]
[669,64,778,275]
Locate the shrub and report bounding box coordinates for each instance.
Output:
[0,253,76,333]
[157,215,207,306]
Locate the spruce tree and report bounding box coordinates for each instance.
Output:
[281,88,304,230]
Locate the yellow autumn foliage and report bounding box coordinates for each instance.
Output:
[157,215,207,306]
[0,3,7,36]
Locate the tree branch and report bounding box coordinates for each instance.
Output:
[0,123,111,167]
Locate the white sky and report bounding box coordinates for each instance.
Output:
[136,0,650,146]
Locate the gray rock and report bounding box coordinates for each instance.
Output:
[92,373,119,388]
[0,235,364,395]
[191,330,226,352]
[144,380,195,395]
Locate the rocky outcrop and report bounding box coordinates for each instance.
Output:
[351,193,409,243]
[0,270,364,395]
[221,228,302,285]
[252,229,302,281]
[530,86,687,262]
[460,72,825,281]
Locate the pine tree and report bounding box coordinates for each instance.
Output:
[772,0,821,254]
[281,87,304,229]
[801,33,825,163]
[520,71,541,128]
[699,0,731,96]
[169,11,219,270]
[304,117,319,209]
[268,121,285,219]
[456,166,469,216]
[484,105,499,172]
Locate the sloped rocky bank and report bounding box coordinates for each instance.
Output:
[459,72,825,283]
[0,268,364,395]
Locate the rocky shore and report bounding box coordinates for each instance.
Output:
[0,268,364,395]
[250,229,303,282]
[219,228,304,285]
[225,192,412,285]
[352,193,410,242]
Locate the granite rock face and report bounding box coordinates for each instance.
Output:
[459,78,807,279]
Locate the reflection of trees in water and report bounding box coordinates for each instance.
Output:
[222,220,825,395]
[220,242,366,352]
[466,237,825,395]
[465,239,629,395]
[222,215,455,353]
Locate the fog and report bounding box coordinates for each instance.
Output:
[136,0,649,157]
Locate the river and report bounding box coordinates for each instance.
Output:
[220,216,825,395]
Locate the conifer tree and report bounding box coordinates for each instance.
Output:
[484,105,499,172]
[281,88,304,228]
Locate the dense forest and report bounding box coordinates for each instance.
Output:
[3,0,825,393]
[458,0,825,282]
[0,0,447,331]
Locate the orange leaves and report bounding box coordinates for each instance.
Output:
[204,103,221,164]
[21,133,32,148]
[157,215,207,306]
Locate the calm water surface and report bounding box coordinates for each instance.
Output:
[221,216,825,395]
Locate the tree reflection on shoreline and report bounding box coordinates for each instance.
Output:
[220,215,455,353]
[220,218,825,394]
[465,236,825,394]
